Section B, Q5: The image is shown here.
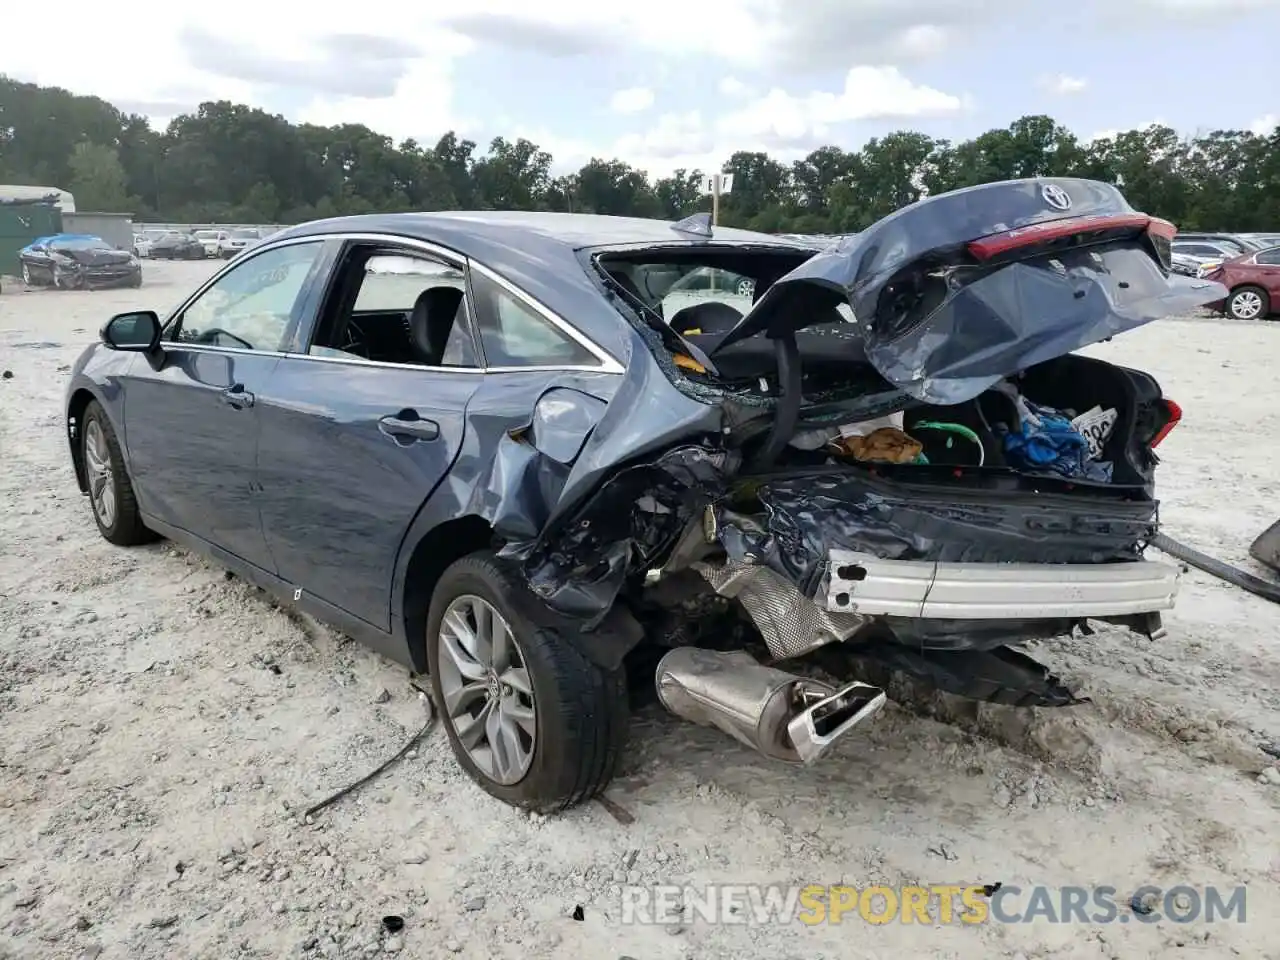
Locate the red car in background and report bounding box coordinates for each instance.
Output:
[1202,245,1280,320]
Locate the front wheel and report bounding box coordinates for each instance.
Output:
[21,263,33,285]
[1227,285,1271,321]
[426,552,629,812]
[80,401,155,546]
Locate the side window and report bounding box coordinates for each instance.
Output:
[1256,249,1280,265]
[310,251,479,367]
[168,242,324,351]
[468,269,597,368]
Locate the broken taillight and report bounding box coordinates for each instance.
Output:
[1150,398,1182,448]
[967,213,1176,270]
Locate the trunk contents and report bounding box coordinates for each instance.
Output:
[778,352,1173,492]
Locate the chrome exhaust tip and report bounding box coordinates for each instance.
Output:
[655,647,885,765]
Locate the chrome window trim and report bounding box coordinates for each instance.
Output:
[162,231,625,375]
[163,341,613,375]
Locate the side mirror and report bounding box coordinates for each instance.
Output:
[101,311,161,352]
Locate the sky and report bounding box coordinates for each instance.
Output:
[4,0,1278,178]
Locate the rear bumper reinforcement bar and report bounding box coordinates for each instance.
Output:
[824,551,1180,619]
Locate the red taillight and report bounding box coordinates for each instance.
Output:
[967,213,1172,262]
[1151,398,1182,448]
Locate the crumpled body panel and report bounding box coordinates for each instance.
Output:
[715,471,1159,599]
[710,178,1226,406]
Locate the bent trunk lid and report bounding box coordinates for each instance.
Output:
[711,178,1226,405]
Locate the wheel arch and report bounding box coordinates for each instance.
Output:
[399,515,496,672]
[66,386,102,493]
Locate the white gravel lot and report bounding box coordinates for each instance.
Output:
[2,259,1279,960]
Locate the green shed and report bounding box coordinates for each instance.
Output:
[0,198,64,276]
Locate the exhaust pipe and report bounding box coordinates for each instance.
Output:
[655,647,886,764]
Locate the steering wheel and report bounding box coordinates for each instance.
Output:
[337,319,369,359]
[194,327,254,350]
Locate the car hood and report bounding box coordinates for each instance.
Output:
[58,248,133,265]
[709,177,1226,405]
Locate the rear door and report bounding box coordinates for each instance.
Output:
[21,241,53,282]
[121,239,330,571]
[254,239,484,631]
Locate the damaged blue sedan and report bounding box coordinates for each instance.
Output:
[64,178,1225,811]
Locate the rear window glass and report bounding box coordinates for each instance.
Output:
[599,249,813,329]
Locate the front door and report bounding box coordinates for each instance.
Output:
[255,244,483,630]
[121,239,329,572]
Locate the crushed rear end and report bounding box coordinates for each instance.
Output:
[491,178,1227,765]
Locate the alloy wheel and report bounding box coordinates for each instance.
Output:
[436,594,536,785]
[84,420,117,528]
[21,263,31,285]
[1230,290,1263,320]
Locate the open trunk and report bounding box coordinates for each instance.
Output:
[509,179,1223,648]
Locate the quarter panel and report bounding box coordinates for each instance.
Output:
[388,370,623,639]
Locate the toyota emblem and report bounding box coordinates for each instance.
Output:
[1041,183,1072,211]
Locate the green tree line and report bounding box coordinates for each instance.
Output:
[3,75,1278,232]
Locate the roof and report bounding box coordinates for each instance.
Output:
[276,210,809,258]
[271,211,815,362]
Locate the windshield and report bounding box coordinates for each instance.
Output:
[52,237,111,251]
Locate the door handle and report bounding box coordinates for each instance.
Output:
[379,412,440,443]
[221,384,255,409]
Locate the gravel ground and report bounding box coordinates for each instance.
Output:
[2,260,1279,960]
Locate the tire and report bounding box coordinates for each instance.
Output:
[1227,285,1270,321]
[80,400,155,546]
[425,552,629,812]
[21,263,32,285]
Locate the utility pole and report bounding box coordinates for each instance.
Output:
[711,172,721,226]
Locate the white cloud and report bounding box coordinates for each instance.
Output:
[1250,113,1278,135]
[1040,73,1088,95]
[609,87,655,114]
[523,66,966,178]
[0,4,473,142]
[893,24,949,58]
[718,77,751,98]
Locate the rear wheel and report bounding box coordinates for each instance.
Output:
[426,552,629,812]
[81,401,154,546]
[1227,285,1270,321]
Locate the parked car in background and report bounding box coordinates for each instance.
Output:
[1201,245,1280,320]
[1175,233,1260,255]
[64,177,1218,812]
[133,234,153,258]
[217,228,262,259]
[19,234,141,289]
[151,232,207,260]
[194,230,224,258]
[1172,239,1241,262]
[1170,239,1241,278]
[1239,233,1280,250]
